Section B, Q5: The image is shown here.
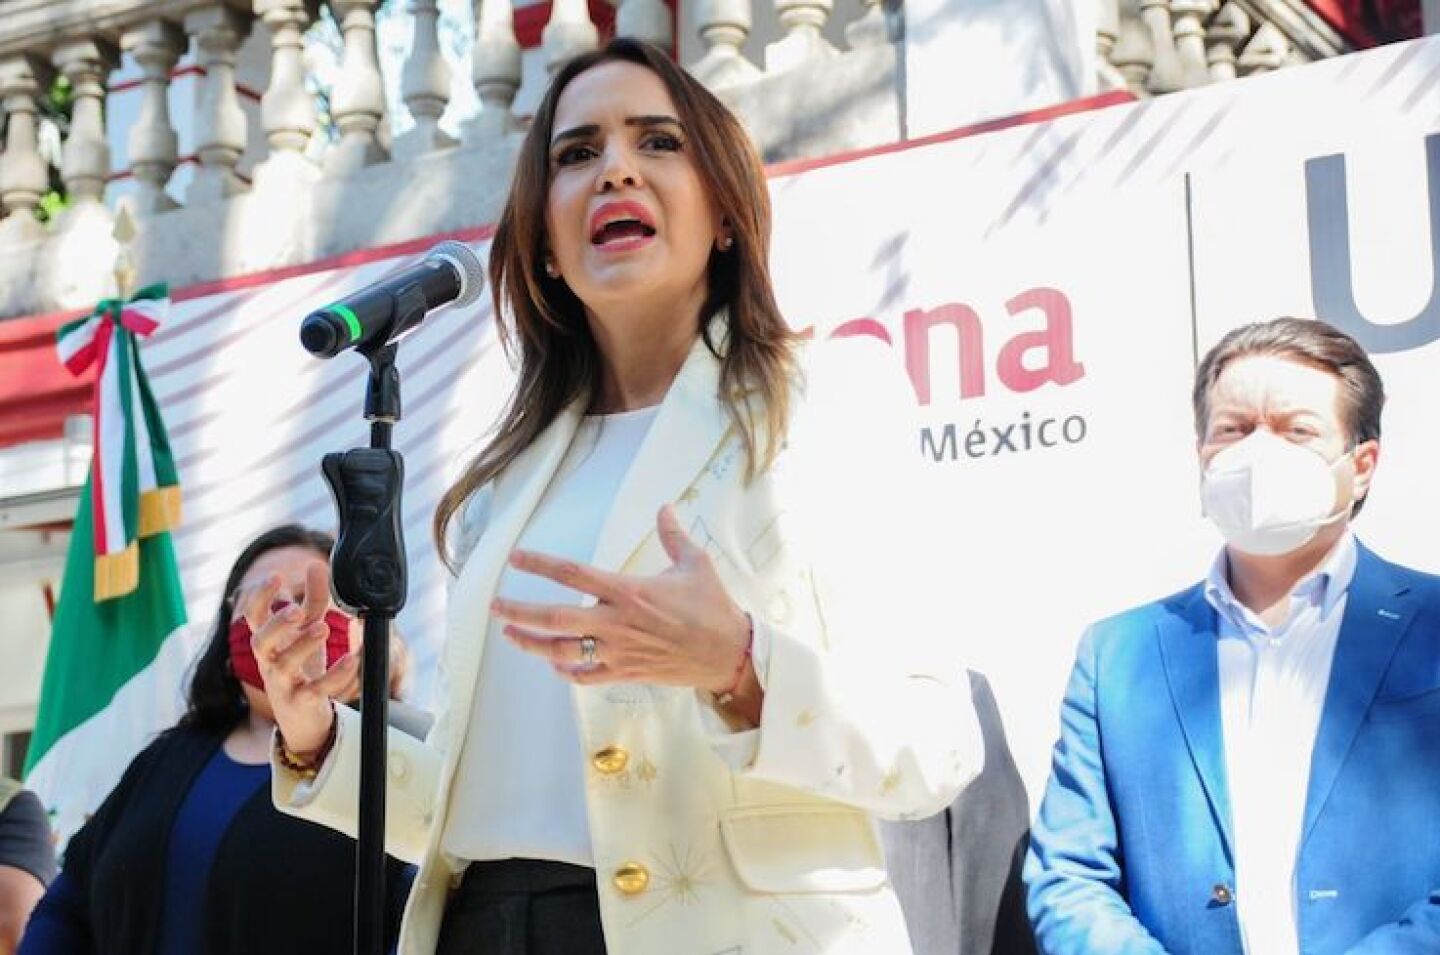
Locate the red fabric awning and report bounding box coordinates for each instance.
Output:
[1308,0,1423,46]
[0,306,92,449]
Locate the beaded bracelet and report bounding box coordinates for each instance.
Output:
[714,613,755,708]
[274,702,338,779]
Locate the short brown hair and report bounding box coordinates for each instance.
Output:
[1192,317,1385,447]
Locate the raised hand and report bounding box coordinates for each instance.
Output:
[245,560,359,757]
[493,505,758,710]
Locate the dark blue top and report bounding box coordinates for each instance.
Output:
[16,871,85,954]
[157,749,269,955]
[19,747,268,955]
[21,725,414,955]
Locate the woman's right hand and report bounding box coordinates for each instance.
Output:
[241,560,360,758]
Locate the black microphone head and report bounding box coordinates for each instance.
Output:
[426,241,485,309]
[300,311,345,357]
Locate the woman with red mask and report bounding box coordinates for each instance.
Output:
[17,525,414,955]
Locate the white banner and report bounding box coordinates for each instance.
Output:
[902,0,1097,139]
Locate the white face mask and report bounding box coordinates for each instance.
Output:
[1201,429,1352,557]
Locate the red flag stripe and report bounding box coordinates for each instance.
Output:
[62,339,99,377]
[117,307,162,337]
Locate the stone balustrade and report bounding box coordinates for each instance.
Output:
[0,0,1360,319]
[1100,0,1349,96]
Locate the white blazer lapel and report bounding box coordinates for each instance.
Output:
[590,333,733,575]
[444,402,586,687]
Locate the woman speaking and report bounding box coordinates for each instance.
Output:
[253,38,982,955]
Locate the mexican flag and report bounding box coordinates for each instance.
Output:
[24,286,193,848]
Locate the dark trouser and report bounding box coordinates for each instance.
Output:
[436,859,607,955]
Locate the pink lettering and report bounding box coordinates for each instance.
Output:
[903,303,986,405]
[996,288,1085,393]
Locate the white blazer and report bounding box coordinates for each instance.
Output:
[274,330,984,955]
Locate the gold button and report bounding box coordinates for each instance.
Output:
[591,745,629,775]
[1211,883,1233,906]
[612,862,650,896]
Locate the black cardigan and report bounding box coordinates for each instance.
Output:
[60,725,410,955]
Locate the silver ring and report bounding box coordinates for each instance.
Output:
[579,635,598,666]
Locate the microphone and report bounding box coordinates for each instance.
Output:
[300,240,485,358]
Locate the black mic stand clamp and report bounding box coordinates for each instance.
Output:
[320,287,426,955]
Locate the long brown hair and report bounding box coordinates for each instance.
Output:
[434,39,799,570]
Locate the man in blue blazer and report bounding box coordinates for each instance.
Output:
[1025,317,1440,955]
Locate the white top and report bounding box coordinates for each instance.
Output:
[1204,532,1357,955]
[443,405,659,867]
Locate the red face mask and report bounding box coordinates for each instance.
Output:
[228,602,353,690]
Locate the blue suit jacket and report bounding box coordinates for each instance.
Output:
[1024,543,1440,955]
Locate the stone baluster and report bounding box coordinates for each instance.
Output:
[766,0,837,73]
[252,0,319,186]
[51,39,119,208]
[470,0,522,138]
[691,0,761,89]
[1205,2,1250,81]
[616,0,675,52]
[397,0,456,157]
[0,54,53,240]
[542,0,600,73]
[845,0,890,48]
[326,0,389,175]
[1095,0,1129,91]
[1238,20,1289,75]
[1169,0,1214,88]
[185,5,253,203]
[120,21,184,212]
[1138,0,1184,93]
[1110,9,1155,94]
[1097,0,1119,62]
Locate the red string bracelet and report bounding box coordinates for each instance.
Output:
[715,613,754,708]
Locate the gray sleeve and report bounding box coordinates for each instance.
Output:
[0,790,58,886]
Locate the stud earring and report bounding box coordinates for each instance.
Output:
[544,259,559,279]
[718,235,734,251]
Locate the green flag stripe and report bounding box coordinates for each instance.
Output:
[116,331,140,542]
[23,480,187,774]
[57,314,93,341]
[130,283,169,302]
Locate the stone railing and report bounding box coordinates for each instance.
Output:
[0,0,1358,319]
[1098,0,1350,95]
[0,0,901,319]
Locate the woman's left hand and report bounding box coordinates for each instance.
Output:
[494,505,752,696]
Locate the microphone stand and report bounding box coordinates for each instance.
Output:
[320,287,425,955]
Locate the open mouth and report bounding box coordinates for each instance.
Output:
[591,220,657,244]
[589,201,657,246]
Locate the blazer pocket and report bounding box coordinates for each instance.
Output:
[1369,685,1440,723]
[719,805,887,895]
